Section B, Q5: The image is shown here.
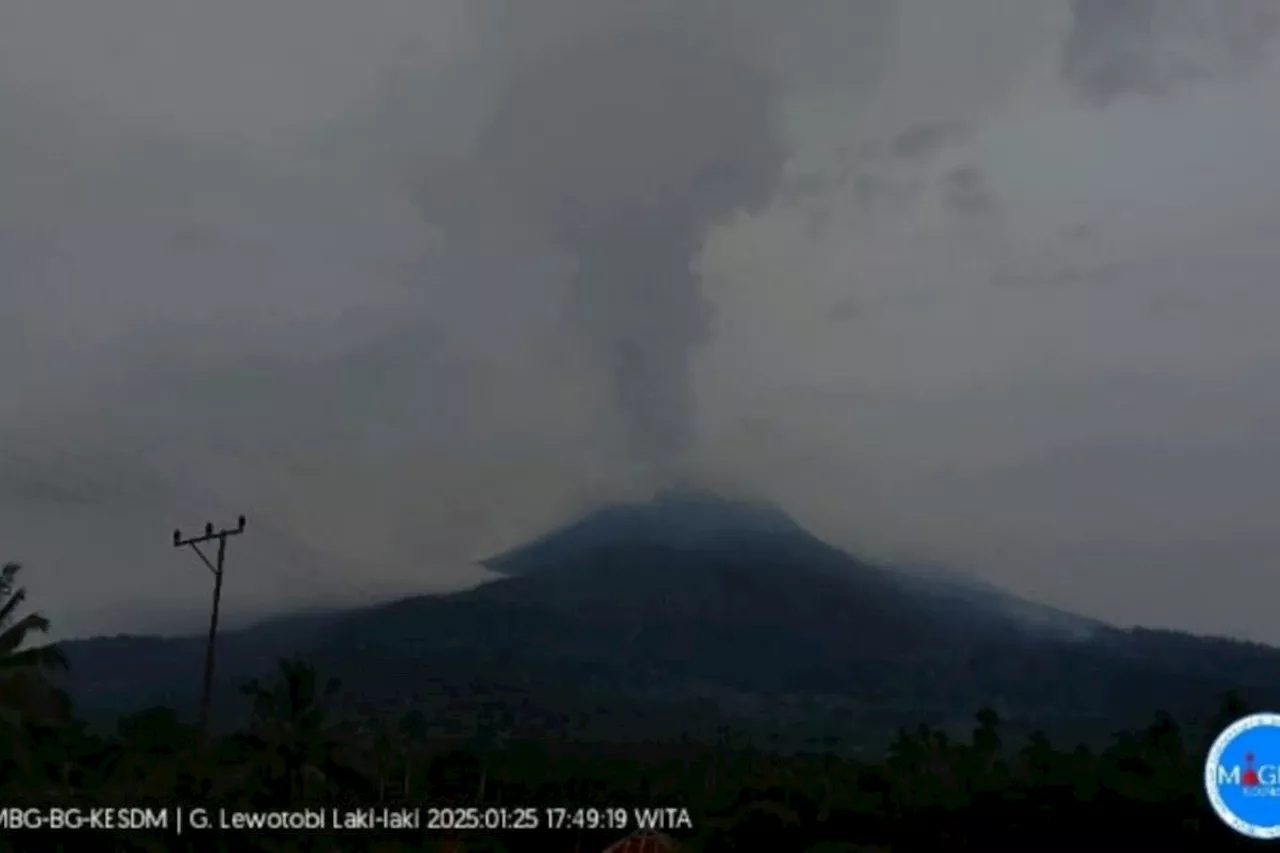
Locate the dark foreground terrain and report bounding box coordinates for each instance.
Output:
[0,666,1263,852]
[6,492,1276,849]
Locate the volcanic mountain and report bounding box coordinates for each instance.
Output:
[62,490,1280,742]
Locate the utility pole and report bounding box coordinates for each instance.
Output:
[173,515,246,730]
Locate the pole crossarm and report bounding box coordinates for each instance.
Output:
[174,514,246,549]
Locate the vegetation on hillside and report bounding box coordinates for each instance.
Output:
[0,565,1262,851]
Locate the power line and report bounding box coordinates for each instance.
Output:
[1,436,358,595]
[3,433,417,618]
[173,514,246,730]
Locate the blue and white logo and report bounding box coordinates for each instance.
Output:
[1205,713,1280,838]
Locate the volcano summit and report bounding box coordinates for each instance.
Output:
[63,490,1280,742]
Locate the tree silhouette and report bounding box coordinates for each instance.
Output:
[0,563,69,780]
[239,658,344,802]
[0,628,1270,851]
[0,563,67,709]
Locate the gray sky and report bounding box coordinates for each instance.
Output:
[3,0,1280,643]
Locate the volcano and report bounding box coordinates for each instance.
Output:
[481,488,1098,646]
[484,487,805,576]
[63,489,1280,741]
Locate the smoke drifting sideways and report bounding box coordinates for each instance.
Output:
[1064,0,1280,103]
[410,7,789,485]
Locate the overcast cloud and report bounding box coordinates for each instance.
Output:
[2,0,1280,642]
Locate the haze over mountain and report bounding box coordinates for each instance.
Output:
[4,1,1280,643]
[62,491,1280,747]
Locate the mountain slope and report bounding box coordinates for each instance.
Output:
[483,487,805,576]
[62,491,1280,741]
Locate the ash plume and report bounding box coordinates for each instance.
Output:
[414,9,785,479]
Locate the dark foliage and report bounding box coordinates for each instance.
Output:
[0,659,1264,851]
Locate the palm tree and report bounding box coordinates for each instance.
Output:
[0,563,66,666]
[0,562,70,793]
[240,658,343,802]
[0,563,68,730]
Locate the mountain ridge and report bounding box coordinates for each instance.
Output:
[59,491,1280,744]
[483,487,804,575]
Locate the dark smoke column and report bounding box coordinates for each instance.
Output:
[429,14,785,481]
[565,199,711,475]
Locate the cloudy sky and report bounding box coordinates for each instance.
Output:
[2,0,1280,642]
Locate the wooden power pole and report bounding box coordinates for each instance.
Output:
[173,515,246,730]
